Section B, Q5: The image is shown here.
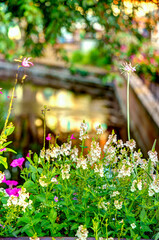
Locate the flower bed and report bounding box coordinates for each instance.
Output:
[0,60,159,240]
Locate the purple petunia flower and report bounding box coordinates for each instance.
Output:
[54,196,58,202]
[73,197,78,200]
[4,180,18,187]
[5,187,21,197]
[10,157,25,169]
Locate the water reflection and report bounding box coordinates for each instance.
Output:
[14,84,108,133]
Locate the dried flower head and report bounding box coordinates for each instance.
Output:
[120,62,136,75]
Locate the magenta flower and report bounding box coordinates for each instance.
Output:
[5,180,18,187]
[0,148,6,152]
[46,134,51,141]
[70,134,76,140]
[26,152,30,158]
[10,157,25,169]
[22,57,34,68]
[0,88,3,94]
[5,187,21,197]
[54,196,58,202]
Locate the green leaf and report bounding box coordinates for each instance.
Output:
[32,172,36,182]
[0,156,8,168]
[141,225,152,232]
[17,216,30,225]
[71,223,79,230]
[48,209,57,223]
[37,167,43,174]
[152,139,157,151]
[29,165,37,173]
[6,147,17,154]
[23,180,35,192]
[140,209,148,221]
[4,126,15,136]
[35,194,46,203]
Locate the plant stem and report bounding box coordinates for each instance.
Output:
[2,77,17,136]
[127,73,130,141]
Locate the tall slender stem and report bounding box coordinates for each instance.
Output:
[43,111,46,150]
[127,73,130,141]
[2,77,17,136]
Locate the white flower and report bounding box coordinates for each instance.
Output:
[79,122,89,141]
[51,177,57,183]
[60,142,71,156]
[40,149,45,158]
[61,164,70,180]
[111,191,120,197]
[71,147,79,162]
[148,150,158,165]
[7,195,18,206]
[118,165,131,178]
[148,188,154,197]
[39,175,48,187]
[131,223,136,229]
[77,156,87,170]
[125,139,136,150]
[98,202,108,211]
[114,200,122,210]
[95,124,104,135]
[0,171,5,184]
[50,146,60,158]
[76,225,88,240]
[88,141,101,165]
[137,180,142,190]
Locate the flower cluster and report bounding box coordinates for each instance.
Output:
[114,200,123,210]
[61,164,70,180]
[39,175,48,187]
[6,188,32,211]
[76,225,88,240]
[79,121,89,140]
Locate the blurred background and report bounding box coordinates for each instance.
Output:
[0,0,159,180]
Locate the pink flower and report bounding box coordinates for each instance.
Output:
[21,57,34,68]
[0,148,6,152]
[26,152,30,158]
[54,196,58,202]
[46,134,51,141]
[150,58,155,65]
[120,45,127,52]
[10,157,25,168]
[70,134,76,140]
[5,180,18,187]
[0,88,3,94]
[5,187,21,197]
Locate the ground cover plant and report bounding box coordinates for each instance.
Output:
[0,59,159,240]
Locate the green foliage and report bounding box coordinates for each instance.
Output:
[0,130,159,238]
[0,0,144,59]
